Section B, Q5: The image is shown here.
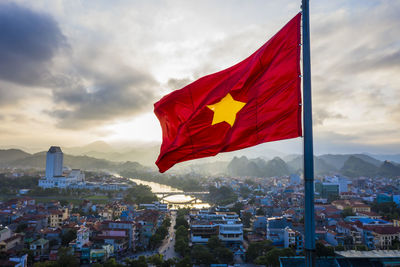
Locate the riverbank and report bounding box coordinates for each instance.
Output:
[130,178,210,209]
[119,169,204,192]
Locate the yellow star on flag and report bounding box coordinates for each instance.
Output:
[207,93,246,127]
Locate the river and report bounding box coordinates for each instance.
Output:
[130,178,210,209]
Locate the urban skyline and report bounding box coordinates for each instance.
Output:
[0,1,399,156]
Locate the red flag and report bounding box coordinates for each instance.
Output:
[155,13,302,173]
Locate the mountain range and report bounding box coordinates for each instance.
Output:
[0,141,400,178]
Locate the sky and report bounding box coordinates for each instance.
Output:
[0,0,399,155]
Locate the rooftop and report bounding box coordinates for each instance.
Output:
[336,250,400,258]
[48,146,62,153]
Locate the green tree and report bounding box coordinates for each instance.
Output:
[174,216,189,229]
[125,256,148,267]
[208,185,238,205]
[57,247,79,267]
[33,262,58,267]
[214,247,233,264]
[149,234,163,249]
[316,242,335,257]
[175,225,189,240]
[191,245,215,265]
[254,248,294,267]
[15,223,28,233]
[162,217,171,228]
[254,255,268,266]
[231,202,244,215]
[240,186,252,198]
[241,211,252,228]
[147,254,164,267]
[176,208,190,217]
[104,258,124,267]
[61,229,77,246]
[174,238,189,256]
[341,207,355,218]
[175,256,191,267]
[207,235,222,250]
[33,248,80,267]
[246,240,273,262]
[162,258,176,267]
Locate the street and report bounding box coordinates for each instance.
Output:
[158,210,179,260]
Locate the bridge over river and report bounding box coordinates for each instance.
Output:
[153,191,209,204]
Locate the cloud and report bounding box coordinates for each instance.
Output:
[0,2,67,86]
[48,58,158,128]
[167,78,193,90]
[0,2,160,129]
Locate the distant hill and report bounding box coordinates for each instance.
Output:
[0,149,30,165]
[62,141,160,167]
[286,155,337,175]
[368,154,400,164]
[227,156,290,177]
[1,146,399,178]
[0,149,147,173]
[340,156,378,177]
[187,161,230,176]
[378,161,400,178]
[63,141,116,155]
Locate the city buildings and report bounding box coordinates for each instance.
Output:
[189,210,243,247]
[38,147,85,189]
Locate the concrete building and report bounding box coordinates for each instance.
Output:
[266,217,292,246]
[48,208,69,227]
[45,146,63,179]
[102,221,136,250]
[316,182,339,201]
[30,238,49,261]
[39,146,85,189]
[139,202,168,211]
[289,174,301,185]
[189,211,243,246]
[75,225,90,250]
[283,227,304,255]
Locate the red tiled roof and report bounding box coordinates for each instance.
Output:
[370,226,400,235]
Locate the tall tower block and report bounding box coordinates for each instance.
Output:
[45,146,63,179]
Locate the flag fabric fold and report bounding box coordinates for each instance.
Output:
[154,13,302,173]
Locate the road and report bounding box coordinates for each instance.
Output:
[158,210,179,260]
[116,210,178,264]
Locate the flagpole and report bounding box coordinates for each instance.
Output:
[302,0,315,266]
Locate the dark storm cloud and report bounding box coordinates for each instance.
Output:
[0,2,159,128]
[48,64,157,129]
[0,2,67,86]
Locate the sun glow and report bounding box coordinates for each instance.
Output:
[102,112,162,143]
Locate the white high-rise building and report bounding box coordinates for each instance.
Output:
[39,146,85,188]
[45,146,63,179]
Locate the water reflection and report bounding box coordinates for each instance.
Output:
[130,178,210,209]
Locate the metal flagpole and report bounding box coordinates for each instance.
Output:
[302,0,315,266]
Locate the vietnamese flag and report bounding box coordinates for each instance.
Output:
[155,13,302,173]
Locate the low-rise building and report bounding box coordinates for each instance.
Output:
[30,238,49,261]
[266,217,292,246]
[48,208,69,227]
[189,211,243,247]
[283,227,303,255]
